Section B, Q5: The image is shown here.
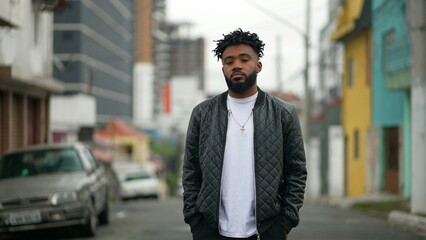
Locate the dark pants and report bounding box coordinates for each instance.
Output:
[191,218,287,240]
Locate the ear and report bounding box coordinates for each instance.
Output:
[256,61,262,73]
[222,66,224,74]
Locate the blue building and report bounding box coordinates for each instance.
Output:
[372,0,412,197]
[53,0,134,124]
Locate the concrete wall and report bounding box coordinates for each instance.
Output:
[0,1,53,79]
[50,94,96,143]
[328,125,344,197]
[50,94,96,126]
[408,0,426,214]
[306,137,321,197]
[133,63,154,125]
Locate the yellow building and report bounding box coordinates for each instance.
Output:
[95,119,151,164]
[331,0,372,196]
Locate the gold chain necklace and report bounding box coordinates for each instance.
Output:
[227,102,253,134]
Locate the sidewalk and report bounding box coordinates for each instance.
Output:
[306,193,426,237]
[307,192,403,209]
[389,211,426,236]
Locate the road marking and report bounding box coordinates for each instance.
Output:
[116,211,127,219]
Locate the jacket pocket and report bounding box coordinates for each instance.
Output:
[188,213,203,233]
[271,219,287,240]
[192,217,214,240]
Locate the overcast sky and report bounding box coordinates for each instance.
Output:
[166,0,329,96]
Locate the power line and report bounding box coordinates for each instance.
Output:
[242,0,312,140]
[241,0,308,39]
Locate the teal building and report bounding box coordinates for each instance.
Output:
[372,0,412,197]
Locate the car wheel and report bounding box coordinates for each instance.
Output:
[98,200,109,225]
[81,204,97,237]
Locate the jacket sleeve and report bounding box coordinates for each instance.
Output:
[182,106,203,229]
[279,105,307,233]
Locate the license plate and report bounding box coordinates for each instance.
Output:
[9,210,42,225]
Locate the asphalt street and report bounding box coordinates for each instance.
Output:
[3,198,425,240]
[290,201,426,240]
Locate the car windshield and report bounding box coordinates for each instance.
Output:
[0,148,84,179]
[125,173,153,182]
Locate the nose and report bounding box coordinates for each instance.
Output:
[232,61,242,71]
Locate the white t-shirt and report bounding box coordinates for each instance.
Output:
[219,93,258,238]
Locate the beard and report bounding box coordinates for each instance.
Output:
[225,70,257,94]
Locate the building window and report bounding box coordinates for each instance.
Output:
[383,30,395,73]
[384,30,395,44]
[12,94,24,149]
[0,91,3,154]
[354,129,359,159]
[27,97,41,146]
[348,58,354,87]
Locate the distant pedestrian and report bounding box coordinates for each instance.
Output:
[182,28,307,240]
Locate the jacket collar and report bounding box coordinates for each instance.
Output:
[219,87,266,110]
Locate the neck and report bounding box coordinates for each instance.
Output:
[228,85,258,98]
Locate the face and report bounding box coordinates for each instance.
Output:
[221,44,262,97]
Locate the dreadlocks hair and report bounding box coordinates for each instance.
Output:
[213,28,265,61]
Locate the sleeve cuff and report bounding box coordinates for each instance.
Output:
[187,213,203,230]
[277,215,293,233]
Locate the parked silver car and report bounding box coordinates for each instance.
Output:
[119,170,160,200]
[0,142,109,237]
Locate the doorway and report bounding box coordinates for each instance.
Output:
[384,127,399,194]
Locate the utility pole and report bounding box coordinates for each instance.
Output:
[408,0,426,214]
[303,0,311,141]
[276,35,282,95]
[243,0,311,140]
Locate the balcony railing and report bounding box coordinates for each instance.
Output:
[38,0,67,13]
[384,37,412,90]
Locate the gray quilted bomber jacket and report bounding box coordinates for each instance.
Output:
[182,88,307,234]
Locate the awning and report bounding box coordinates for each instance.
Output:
[32,76,65,92]
[0,16,18,29]
[330,0,368,41]
[330,21,356,41]
[0,75,64,93]
[95,119,148,138]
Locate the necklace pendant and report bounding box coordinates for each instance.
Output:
[240,127,245,134]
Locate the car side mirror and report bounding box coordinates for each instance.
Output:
[86,168,95,176]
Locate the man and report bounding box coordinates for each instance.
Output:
[182,28,307,240]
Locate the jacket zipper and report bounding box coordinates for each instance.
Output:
[218,165,224,235]
[217,107,229,235]
[253,109,261,240]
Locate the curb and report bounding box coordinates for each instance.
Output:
[306,193,404,210]
[388,210,426,236]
